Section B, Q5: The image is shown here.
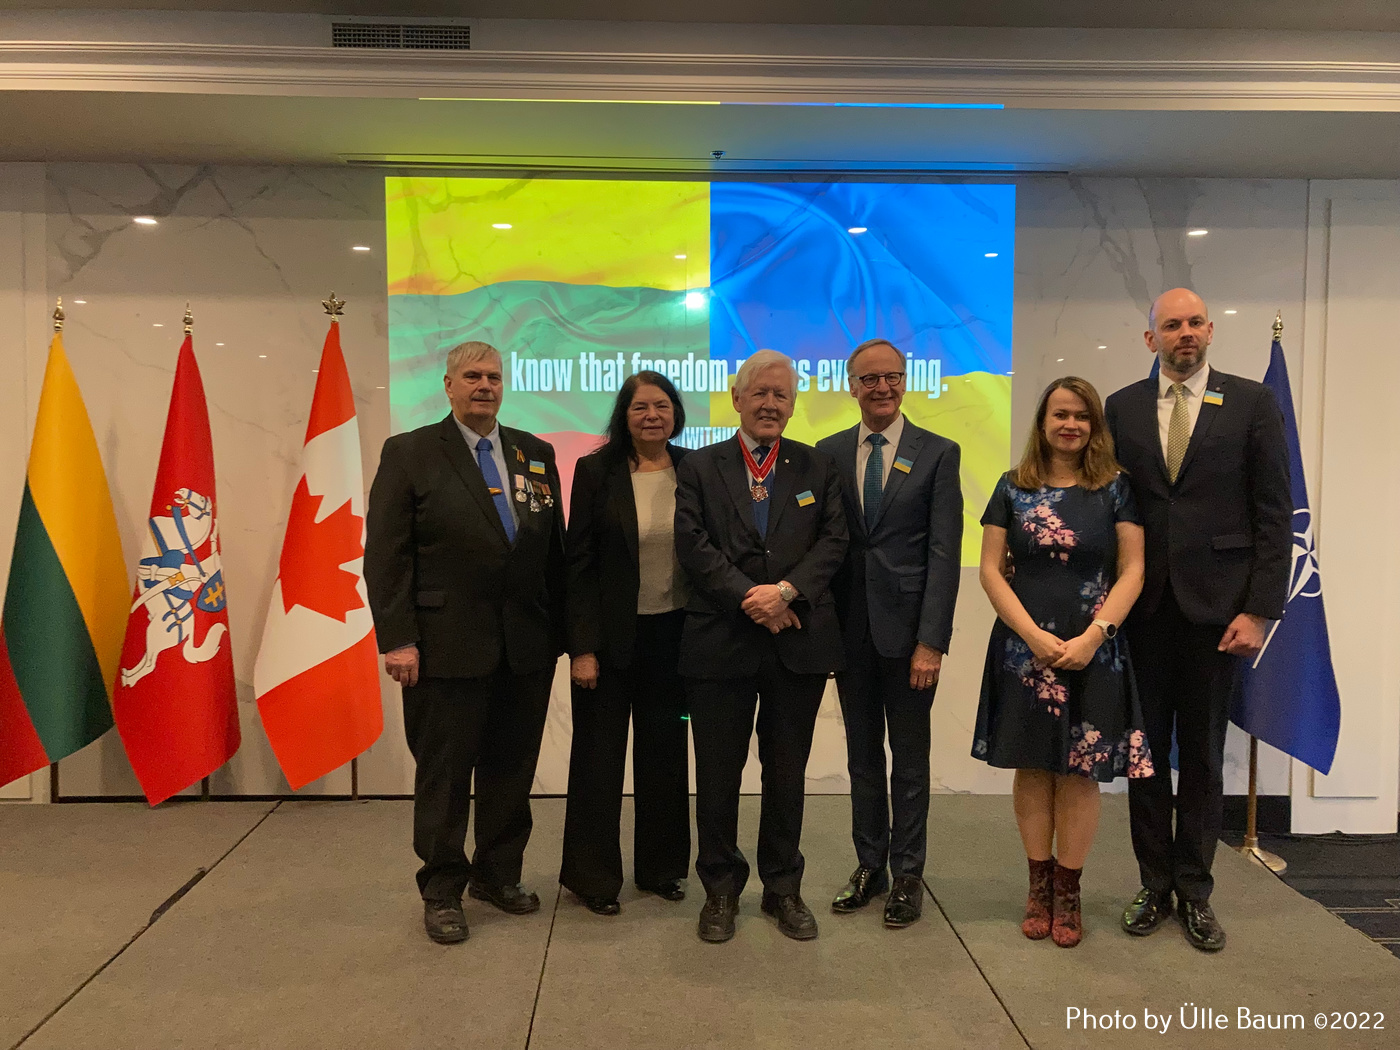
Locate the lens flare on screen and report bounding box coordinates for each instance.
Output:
[385,176,1014,564]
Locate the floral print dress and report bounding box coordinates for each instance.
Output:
[972,472,1155,782]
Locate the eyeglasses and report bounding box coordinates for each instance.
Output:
[852,371,906,389]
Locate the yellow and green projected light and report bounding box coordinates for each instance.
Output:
[386,176,1014,565]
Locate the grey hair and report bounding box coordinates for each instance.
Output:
[733,349,798,397]
[846,337,906,375]
[444,340,502,376]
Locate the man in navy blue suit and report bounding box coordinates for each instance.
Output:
[818,338,963,928]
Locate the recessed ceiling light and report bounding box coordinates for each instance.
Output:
[1056,358,1064,362]
[1098,345,1107,349]
[352,245,371,251]
[1224,309,1238,315]
[1007,371,1015,375]
[492,223,512,230]
[133,216,158,226]
[684,291,707,309]
[984,252,998,258]
[376,385,385,389]
[312,369,319,373]
[152,323,163,327]
[1188,229,1209,236]
[675,254,687,259]
[258,354,267,359]
[847,226,867,234]
[215,342,224,346]
[72,299,86,304]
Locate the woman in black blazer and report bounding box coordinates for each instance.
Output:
[560,370,692,914]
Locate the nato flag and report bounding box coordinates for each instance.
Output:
[1230,335,1342,773]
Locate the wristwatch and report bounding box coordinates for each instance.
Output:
[1092,619,1118,639]
[777,581,797,603]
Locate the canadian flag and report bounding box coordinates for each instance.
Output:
[254,320,382,789]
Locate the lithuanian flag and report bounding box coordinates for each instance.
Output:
[0,332,128,787]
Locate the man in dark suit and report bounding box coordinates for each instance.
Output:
[817,338,963,928]
[675,349,848,943]
[1106,289,1290,952]
[365,340,566,945]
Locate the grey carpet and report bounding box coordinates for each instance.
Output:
[531,795,1026,1050]
[0,801,276,1050]
[9,794,1400,1050]
[926,794,1400,1050]
[17,799,562,1050]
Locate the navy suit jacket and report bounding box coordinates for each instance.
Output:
[1105,369,1291,626]
[673,435,848,678]
[818,417,963,659]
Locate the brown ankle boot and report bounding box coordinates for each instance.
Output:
[1051,863,1083,947]
[1022,857,1055,940]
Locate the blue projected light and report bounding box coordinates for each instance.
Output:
[709,182,1014,376]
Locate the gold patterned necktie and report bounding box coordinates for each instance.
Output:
[1166,383,1190,483]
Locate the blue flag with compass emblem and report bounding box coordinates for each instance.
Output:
[1229,335,1341,773]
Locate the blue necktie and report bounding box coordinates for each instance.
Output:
[476,437,516,543]
[863,433,887,532]
[751,446,773,536]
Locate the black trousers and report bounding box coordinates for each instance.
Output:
[836,627,936,878]
[1126,587,1238,903]
[560,609,691,900]
[687,650,827,898]
[401,666,553,902]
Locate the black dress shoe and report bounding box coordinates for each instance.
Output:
[1178,898,1226,952]
[638,879,686,902]
[1121,887,1173,936]
[424,898,468,944]
[697,895,739,943]
[468,881,541,915]
[579,894,620,916]
[883,875,924,929]
[762,892,819,941]
[831,866,889,914]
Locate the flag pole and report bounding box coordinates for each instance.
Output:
[322,290,359,804]
[186,300,215,807]
[47,298,65,804]
[1237,736,1287,873]
[1233,310,1288,875]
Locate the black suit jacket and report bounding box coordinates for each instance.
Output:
[566,442,690,669]
[817,417,964,659]
[674,435,848,678]
[364,414,566,679]
[1105,368,1291,626]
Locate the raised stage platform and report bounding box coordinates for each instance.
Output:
[3,796,1396,1050]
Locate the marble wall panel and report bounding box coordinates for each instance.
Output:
[0,165,1312,801]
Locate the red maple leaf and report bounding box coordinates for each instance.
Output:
[278,477,365,622]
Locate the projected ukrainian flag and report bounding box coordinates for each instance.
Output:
[385,176,1013,564]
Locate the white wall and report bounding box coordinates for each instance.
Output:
[0,163,1393,831]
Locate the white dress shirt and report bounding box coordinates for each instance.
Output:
[1157,365,1212,462]
[855,413,906,513]
[454,415,518,527]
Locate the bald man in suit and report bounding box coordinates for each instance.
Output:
[1106,290,1290,952]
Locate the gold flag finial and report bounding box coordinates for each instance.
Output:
[322,291,346,319]
[1272,311,1283,342]
[53,297,64,332]
[183,302,193,334]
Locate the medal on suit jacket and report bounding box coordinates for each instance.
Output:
[738,435,779,502]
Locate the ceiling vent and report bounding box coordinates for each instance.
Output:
[331,21,471,50]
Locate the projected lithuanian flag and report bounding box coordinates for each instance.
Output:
[386,176,1014,564]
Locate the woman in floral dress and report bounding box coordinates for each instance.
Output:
[974,376,1154,948]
